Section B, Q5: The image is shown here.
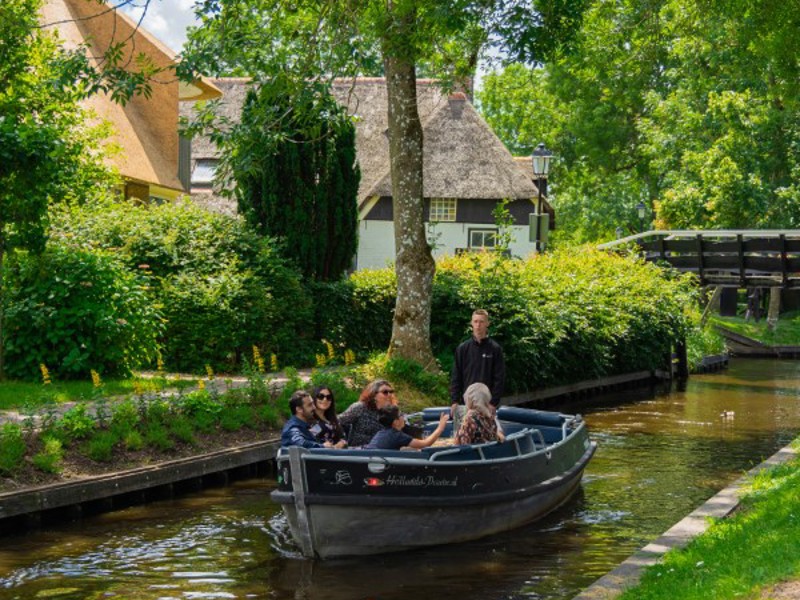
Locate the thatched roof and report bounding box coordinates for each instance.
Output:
[41,0,221,193]
[185,78,547,208]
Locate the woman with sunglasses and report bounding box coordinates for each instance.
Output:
[338,379,397,447]
[309,386,346,446]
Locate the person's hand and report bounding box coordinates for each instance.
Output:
[334,440,348,449]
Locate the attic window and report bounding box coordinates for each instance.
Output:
[430,198,457,222]
[192,159,218,187]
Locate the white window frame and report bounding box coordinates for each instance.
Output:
[429,198,457,222]
[469,228,498,249]
[192,159,218,187]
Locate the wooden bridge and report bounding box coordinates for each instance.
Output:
[598,230,800,289]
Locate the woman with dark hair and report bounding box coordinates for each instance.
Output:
[309,386,346,445]
[338,379,396,447]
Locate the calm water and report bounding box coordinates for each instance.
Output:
[1,358,800,600]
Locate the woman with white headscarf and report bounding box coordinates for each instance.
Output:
[454,382,505,445]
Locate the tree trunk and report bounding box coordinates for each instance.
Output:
[383,51,438,371]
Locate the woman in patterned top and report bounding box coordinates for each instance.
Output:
[309,386,346,445]
[454,382,505,445]
[338,379,397,447]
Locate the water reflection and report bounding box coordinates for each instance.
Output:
[0,359,799,600]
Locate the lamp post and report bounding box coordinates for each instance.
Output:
[531,143,553,251]
[636,201,646,233]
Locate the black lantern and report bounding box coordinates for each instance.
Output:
[531,143,553,251]
[636,201,646,233]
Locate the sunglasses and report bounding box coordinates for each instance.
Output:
[377,389,395,395]
[316,393,333,400]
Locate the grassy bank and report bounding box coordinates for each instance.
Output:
[618,440,800,600]
[711,310,800,346]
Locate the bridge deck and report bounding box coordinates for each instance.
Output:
[599,230,800,289]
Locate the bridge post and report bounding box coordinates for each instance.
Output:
[767,287,781,331]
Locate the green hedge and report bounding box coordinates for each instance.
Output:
[50,200,314,372]
[313,248,698,393]
[4,246,162,379]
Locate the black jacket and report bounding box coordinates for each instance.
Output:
[449,336,505,406]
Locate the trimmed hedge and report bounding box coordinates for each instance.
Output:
[313,248,698,393]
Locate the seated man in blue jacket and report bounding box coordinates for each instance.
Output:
[281,390,346,449]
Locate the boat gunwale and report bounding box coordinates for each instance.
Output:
[275,418,589,469]
[271,441,597,508]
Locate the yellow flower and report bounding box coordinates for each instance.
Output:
[323,339,335,361]
[40,363,52,386]
[205,364,215,380]
[156,354,165,375]
[133,381,144,396]
[253,346,265,373]
[344,349,355,366]
[90,369,102,388]
[270,353,279,372]
[315,353,327,367]
[198,379,206,390]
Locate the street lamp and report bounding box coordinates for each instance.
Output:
[636,201,646,233]
[531,143,553,251]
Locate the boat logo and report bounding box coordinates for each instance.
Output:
[333,470,353,485]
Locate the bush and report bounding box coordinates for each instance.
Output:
[32,436,63,474]
[4,245,163,380]
[50,199,313,372]
[0,423,26,476]
[56,403,96,444]
[85,430,116,462]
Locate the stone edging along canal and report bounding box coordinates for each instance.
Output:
[572,440,799,600]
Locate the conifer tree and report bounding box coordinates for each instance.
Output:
[232,83,359,282]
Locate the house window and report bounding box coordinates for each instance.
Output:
[469,228,497,249]
[429,198,457,222]
[192,159,218,187]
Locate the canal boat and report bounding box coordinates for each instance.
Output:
[271,406,596,558]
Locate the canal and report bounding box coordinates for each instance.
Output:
[1,358,799,600]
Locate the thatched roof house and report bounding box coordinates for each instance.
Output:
[183,77,554,268]
[41,0,220,202]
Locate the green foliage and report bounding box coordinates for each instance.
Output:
[478,1,800,240]
[3,245,163,380]
[381,358,449,401]
[84,430,116,462]
[231,82,360,282]
[122,430,144,452]
[51,199,313,371]
[56,403,95,444]
[143,423,174,452]
[169,417,196,446]
[0,422,26,476]
[32,436,63,474]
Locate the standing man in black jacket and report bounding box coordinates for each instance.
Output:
[450,309,506,430]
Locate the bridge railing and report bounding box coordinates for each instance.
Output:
[598,230,800,288]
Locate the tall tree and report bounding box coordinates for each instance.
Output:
[182,0,587,369]
[231,81,359,281]
[0,0,126,377]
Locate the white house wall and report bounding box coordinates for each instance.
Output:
[356,220,538,270]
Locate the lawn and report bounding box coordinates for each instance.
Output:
[711,310,800,346]
[618,440,800,600]
[0,376,198,412]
